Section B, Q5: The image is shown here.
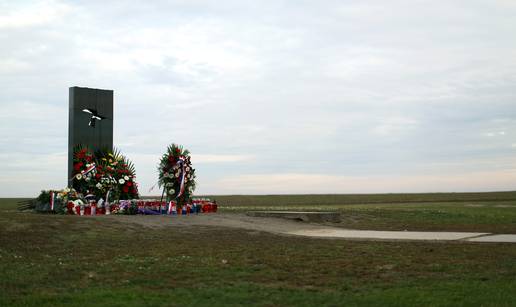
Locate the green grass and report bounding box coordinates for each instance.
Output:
[2,195,516,306]
[207,191,516,206]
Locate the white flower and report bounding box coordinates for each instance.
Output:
[119,178,125,185]
[168,189,175,194]
[96,183,102,189]
[124,176,129,181]
[75,174,82,180]
[85,177,90,182]
[186,167,190,172]
[86,163,91,167]
[168,173,174,178]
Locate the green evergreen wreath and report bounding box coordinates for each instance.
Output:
[158,144,196,206]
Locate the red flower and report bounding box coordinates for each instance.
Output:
[127,181,133,187]
[76,149,86,159]
[122,186,129,193]
[74,162,83,171]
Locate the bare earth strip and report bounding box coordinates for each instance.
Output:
[107,213,516,243]
[467,234,516,243]
[287,229,488,241]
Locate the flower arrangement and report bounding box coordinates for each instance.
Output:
[72,146,139,201]
[28,188,81,214]
[71,147,96,194]
[22,192,217,215]
[20,144,219,216]
[158,144,196,207]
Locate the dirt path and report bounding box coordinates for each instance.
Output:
[106,213,516,243]
[112,213,322,233]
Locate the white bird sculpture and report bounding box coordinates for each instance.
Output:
[82,108,106,127]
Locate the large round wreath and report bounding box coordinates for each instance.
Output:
[158,144,196,206]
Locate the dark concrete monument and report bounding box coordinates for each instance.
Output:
[68,86,113,185]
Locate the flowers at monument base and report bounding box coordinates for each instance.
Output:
[78,199,216,215]
[30,188,81,213]
[26,143,217,216]
[28,188,217,215]
[158,143,197,208]
[71,146,139,201]
[27,191,216,216]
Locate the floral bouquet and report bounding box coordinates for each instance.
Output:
[72,146,139,202]
[158,144,196,207]
[28,188,81,214]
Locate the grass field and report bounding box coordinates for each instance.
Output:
[1,192,516,306]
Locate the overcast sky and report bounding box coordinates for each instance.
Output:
[1,0,515,197]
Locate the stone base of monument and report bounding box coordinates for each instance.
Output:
[246,211,341,223]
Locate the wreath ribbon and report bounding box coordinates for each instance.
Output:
[49,191,55,211]
[177,157,187,198]
[81,163,96,176]
[105,190,111,204]
[167,201,175,214]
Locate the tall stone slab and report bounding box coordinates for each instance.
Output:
[68,86,113,185]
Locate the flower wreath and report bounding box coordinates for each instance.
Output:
[158,144,196,206]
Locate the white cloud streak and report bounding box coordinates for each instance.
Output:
[0,0,71,29]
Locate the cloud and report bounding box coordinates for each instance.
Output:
[1,1,516,196]
[0,1,71,29]
[484,131,506,137]
[192,154,254,163]
[372,116,419,136]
